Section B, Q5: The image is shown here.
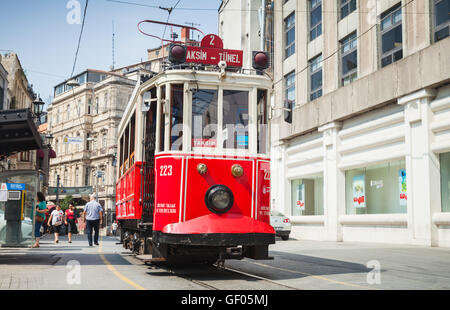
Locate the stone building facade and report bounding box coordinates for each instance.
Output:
[47,69,137,219]
[0,52,39,172]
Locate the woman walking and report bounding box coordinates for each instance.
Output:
[65,204,78,243]
[32,192,48,248]
[47,205,65,244]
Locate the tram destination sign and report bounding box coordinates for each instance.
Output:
[185,46,243,67]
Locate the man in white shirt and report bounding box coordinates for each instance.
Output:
[83,194,103,246]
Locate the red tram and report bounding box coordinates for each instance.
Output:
[115,35,274,264]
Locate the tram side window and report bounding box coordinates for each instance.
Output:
[160,85,166,152]
[192,89,218,148]
[170,84,184,151]
[257,89,268,154]
[129,114,136,165]
[119,135,124,175]
[223,90,249,150]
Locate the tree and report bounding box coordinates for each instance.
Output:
[60,195,74,211]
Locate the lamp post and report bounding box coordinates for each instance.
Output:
[32,96,45,124]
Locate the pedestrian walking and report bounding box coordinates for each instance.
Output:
[47,205,65,244]
[112,221,118,236]
[32,192,48,248]
[65,204,78,243]
[77,212,86,234]
[83,194,103,246]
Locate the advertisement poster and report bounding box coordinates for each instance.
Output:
[296,183,305,213]
[399,169,407,206]
[352,175,366,208]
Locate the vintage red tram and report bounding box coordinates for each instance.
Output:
[115,36,274,264]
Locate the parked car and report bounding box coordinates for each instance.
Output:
[270,210,291,240]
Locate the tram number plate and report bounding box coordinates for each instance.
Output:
[160,165,173,176]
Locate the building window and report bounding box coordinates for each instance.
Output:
[285,71,296,115]
[95,97,99,114]
[310,0,322,41]
[434,0,450,42]
[309,54,323,101]
[85,167,90,186]
[440,152,450,212]
[345,160,407,214]
[380,3,403,68]
[87,98,92,115]
[340,32,358,86]
[340,0,356,19]
[285,13,295,59]
[291,176,324,216]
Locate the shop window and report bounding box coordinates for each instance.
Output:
[345,160,407,214]
[440,152,450,212]
[192,89,218,148]
[291,176,324,216]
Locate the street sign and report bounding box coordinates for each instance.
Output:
[63,136,83,144]
[1,183,26,191]
[185,46,243,67]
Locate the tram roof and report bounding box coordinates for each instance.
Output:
[118,67,273,133]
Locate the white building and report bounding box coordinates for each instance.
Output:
[269,0,450,247]
[220,0,450,247]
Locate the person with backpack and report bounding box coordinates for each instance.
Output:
[47,205,65,244]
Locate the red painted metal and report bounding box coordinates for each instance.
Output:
[185,46,243,67]
[162,213,275,235]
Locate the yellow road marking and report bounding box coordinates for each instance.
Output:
[98,236,146,290]
[247,260,379,290]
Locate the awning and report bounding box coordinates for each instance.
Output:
[49,149,57,158]
[0,109,43,156]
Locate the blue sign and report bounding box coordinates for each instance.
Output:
[6,183,26,190]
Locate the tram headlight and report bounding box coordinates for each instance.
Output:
[205,185,234,214]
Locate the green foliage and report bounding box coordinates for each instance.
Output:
[60,195,74,211]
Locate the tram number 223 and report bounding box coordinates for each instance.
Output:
[160,165,173,176]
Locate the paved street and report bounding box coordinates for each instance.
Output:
[1,233,450,290]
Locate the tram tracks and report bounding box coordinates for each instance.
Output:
[151,261,299,290]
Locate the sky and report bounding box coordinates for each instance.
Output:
[0,0,222,109]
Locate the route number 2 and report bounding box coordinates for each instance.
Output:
[160,165,173,176]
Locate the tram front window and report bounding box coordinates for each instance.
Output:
[192,89,218,148]
[223,90,249,150]
[170,84,184,151]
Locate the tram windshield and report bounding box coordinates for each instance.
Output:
[158,83,269,155]
[223,90,249,150]
[192,89,219,148]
